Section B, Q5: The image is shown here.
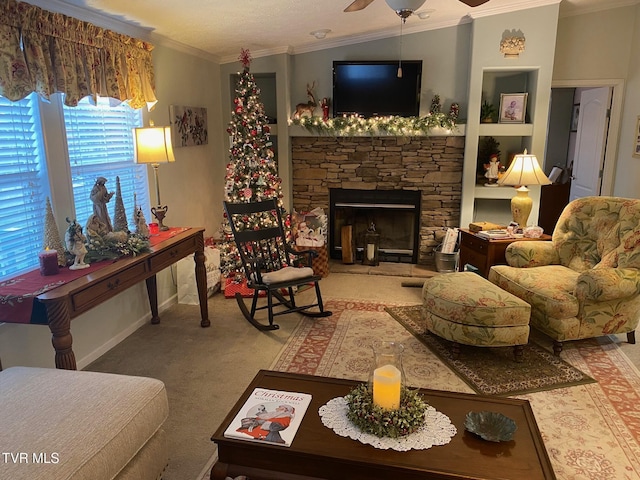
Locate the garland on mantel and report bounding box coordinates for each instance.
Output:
[289,113,459,137]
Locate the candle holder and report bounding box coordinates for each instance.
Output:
[342,340,428,438]
[345,383,428,439]
[370,340,405,409]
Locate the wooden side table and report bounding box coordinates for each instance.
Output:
[458,228,552,277]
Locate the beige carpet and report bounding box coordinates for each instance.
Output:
[270,298,640,479]
[84,270,640,479]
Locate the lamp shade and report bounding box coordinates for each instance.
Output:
[133,126,175,165]
[498,149,551,187]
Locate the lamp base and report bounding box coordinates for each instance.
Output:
[510,186,532,228]
[151,205,169,231]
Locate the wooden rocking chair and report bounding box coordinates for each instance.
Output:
[223,198,332,331]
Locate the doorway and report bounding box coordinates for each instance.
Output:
[545,79,624,208]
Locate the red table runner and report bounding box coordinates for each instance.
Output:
[0,228,188,325]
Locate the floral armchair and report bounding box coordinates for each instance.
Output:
[488,196,640,354]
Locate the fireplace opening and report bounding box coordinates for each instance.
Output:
[329,188,421,264]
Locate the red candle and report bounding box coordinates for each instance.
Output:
[39,249,59,276]
[148,223,159,235]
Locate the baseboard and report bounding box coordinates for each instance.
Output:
[77,294,177,370]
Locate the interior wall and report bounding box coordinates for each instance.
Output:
[553,5,640,199]
[0,44,222,370]
[289,25,472,121]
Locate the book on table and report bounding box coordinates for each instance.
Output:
[223,388,312,447]
[476,229,513,239]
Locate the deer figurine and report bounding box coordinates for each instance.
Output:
[291,82,317,119]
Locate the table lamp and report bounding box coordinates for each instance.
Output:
[497,149,551,228]
[133,122,175,231]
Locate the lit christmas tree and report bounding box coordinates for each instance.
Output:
[219,48,286,280]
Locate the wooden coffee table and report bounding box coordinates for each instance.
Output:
[210,370,556,480]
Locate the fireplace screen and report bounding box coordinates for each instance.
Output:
[329,189,420,263]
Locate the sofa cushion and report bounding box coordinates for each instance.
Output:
[0,366,168,480]
[489,264,580,319]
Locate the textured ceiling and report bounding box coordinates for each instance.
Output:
[29,0,640,62]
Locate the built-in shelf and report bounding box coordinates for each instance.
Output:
[479,123,534,136]
[474,185,518,199]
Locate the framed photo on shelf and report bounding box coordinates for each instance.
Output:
[633,116,640,158]
[571,104,580,132]
[498,93,528,124]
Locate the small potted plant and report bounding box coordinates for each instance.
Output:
[480,100,496,123]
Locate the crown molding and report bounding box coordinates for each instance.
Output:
[467,0,560,19]
[220,46,293,65]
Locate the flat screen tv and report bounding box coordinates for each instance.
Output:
[332,60,422,118]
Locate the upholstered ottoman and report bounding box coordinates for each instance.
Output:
[422,272,531,361]
[0,366,168,480]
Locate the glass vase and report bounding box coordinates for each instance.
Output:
[370,341,405,410]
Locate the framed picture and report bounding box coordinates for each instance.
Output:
[498,93,528,124]
[571,104,580,132]
[169,105,208,147]
[633,116,640,158]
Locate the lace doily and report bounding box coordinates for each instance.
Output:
[319,396,457,451]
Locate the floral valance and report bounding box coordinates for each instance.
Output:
[0,0,157,109]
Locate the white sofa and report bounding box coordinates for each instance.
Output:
[0,367,168,480]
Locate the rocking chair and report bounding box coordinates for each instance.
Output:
[223,198,332,331]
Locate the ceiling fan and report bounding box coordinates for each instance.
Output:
[344,0,490,14]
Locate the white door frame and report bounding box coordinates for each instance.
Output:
[551,78,625,196]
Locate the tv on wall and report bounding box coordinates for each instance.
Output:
[332,60,422,118]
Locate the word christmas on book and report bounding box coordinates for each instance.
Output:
[224,388,312,447]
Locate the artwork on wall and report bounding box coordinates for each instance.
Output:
[498,93,528,124]
[169,105,208,147]
[633,116,640,158]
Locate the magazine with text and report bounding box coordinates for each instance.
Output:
[223,388,312,447]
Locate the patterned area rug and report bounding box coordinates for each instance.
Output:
[385,304,595,396]
[270,299,640,479]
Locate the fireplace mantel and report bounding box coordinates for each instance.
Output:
[291,135,464,266]
[288,124,466,137]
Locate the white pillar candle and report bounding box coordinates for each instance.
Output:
[367,244,375,260]
[373,364,401,410]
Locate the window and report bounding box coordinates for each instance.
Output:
[0,94,148,280]
[0,94,47,278]
[63,97,147,226]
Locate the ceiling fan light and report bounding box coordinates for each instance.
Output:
[385,0,427,17]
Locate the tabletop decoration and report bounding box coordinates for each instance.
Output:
[345,383,428,438]
[464,411,517,442]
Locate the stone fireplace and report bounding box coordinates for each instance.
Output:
[291,135,464,265]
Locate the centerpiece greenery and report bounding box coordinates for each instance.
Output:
[345,383,429,438]
[290,112,459,137]
[85,231,151,263]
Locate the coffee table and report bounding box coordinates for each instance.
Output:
[210,370,556,480]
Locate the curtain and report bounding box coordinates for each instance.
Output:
[0,0,156,109]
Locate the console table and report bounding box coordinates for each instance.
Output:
[34,227,210,370]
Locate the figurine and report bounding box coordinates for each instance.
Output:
[65,218,90,270]
[291,82,317,119]
[484,155,500,186]
[90,177,115,232]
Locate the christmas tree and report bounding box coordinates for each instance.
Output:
[112,176,129,233]
[219,48,286,280]
[43,197,66,266]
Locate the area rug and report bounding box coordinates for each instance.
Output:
[385,304,596,396]
[270,299,640,479]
